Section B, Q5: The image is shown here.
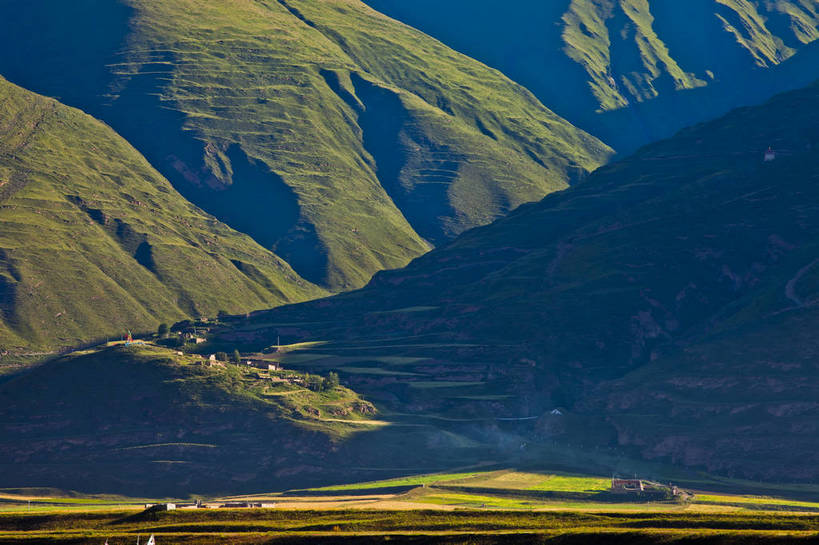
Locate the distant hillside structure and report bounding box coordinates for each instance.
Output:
[183,332,206,344]
[764,147,777,162]
[611,478,644,493]
[144,503,176,511]
[243,359,281,371]
[218,501,275,508]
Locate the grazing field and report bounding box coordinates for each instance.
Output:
[1,507,819,544]
[290,470,819,513]
[3,469,819,543]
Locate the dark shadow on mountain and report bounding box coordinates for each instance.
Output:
[0,2,328,285]
[651,1,760,80]
[104,64,329,283]
[0,251,20,331]
[346,73,456,246]
[133,241,157,275]
[594,40,819,156]
[269,220,328,288]
[362,0,601,136]
[363,0,819,157]
[0,0,132,109]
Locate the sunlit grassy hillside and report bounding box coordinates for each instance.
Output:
[364,0,819,153]
[0,0,611,291]
[0,76,323,352]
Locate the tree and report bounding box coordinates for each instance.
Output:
[323,372,340,391]
[217,310,230,320]
[215,351,228,362]
[172,319,192,331]
[158,336,183,348]
[232,349,241,364]
[157,323,169,338]
[307,374,324,392]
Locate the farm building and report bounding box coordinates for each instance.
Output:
[611,478,644,493]
[244,359,281,371]
[218,501,276,508]
[144,503,176,511]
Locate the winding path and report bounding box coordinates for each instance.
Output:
[784,259,819,307]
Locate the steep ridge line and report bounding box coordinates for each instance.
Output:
[363,0,819,154]
[0,0,612,292]
[0,75,324,351]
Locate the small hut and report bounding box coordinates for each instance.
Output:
[764,147,776,162]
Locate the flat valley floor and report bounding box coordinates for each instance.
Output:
[3,508,819,544]
[4,469,819,545]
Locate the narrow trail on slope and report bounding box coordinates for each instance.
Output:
[784,258,819,307]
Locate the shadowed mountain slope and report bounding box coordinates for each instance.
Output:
[0,345,379,495]
[364,0,819,154]
[0,76,322,352]
[0,0,611,291]
[215,82,819,480]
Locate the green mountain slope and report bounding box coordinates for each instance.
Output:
[364,0,819,153]
[212,82,819,480]
[0,76,323,352]
[0,0,611,290]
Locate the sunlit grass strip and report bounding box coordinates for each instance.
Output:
[116,443,219,450]
[695,494,819,510]
[306,472,486,492]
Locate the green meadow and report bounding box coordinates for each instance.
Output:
[3,468,819,545]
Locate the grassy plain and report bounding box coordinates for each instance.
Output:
[2,469,819,545]
[6,468,819,513]
[3,509,819,545]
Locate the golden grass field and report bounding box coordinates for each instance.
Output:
[2,470,819,544]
